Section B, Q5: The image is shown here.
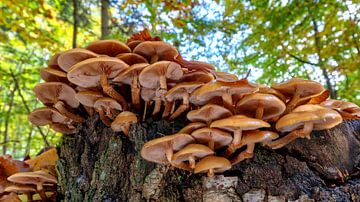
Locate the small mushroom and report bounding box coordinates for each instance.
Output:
[40,67,68,83]
[86,40,131,56]
[57,48,98,72]
[258,84,286,102]
[116,53,148,65]
[94,97,123,126]
[172,144,214,169]
[187,104,232,125]
[67,57,129,110]
[178,122,207,134]
[75,90,104,115]
[321,99,360,120]
[236,93,286,120]
[111,111,137,135]
[215,72,238,82]
[25,147,58,171]
[181,70,214,83]
[140,88,163,119]
[191,127,232,150]
[7,171,57,202]
[4,185,36,202]
[165,81,203,120]
[175,54,215,73]
[133,41,179,63]
[47,52,62,69]
[230,130,278,165]
[194,156,231,177]
[267,104,343,149]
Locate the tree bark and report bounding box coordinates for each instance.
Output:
[56,116,360,201]
[72,0,79,48]
[100,0,110,39]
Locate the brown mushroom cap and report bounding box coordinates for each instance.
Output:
[113,63,149,85]
[34,82,79,108]
[165,81,204,102]
[28,107,71,126]
[48,52,62,69]
[210,115,271,132]
[40,68,68,83]
[7,170,57,187]
[141,133,195,164]
[181,70,214,83]
[178,122,207,134]
[25,148,58,171]
[86,40,131,56]
[50,123,77,134]
[4,184,36,193]
[194,156,231,175]
[321,99,360,112]
[75,91,103,107]
[127,40,142,50]
[258,84,286,102]
[191,127,232,149]
[236,93,286,120]
[57,48,98,72]
[271,78,325,99]
[133,41,179,63]
[116,53,148,65]
[67,57,129,88]
[239,130,279,146]
[0,192,22,202]
[216,72,238,82]
[111,111,138,132]
[172,144,214,164]
[94,97,123,113]
[187,104,232,124]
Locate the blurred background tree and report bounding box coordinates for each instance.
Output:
[0,0,358,157]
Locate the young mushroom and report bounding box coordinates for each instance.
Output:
[25,147,58,171]
[67,57,129,110]
[181,70,214,83]
[40,67,68,83]
[266,104,343,149]
[191,127,232,150]
[111,111,138,135]
[86,40,131,56]
[194,156,231,177]
[172,144,214,169]
[178,122,207,134]
[57,48,98,72]
[215,72,238,82]
[94,97,123,126]
[116,53,148,65]
[321,99,360,120]
[187,104,232,125]
[140,88,163,119]
[75,90,104,116]
[133,41,179,63]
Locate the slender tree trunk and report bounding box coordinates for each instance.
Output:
[2,85,17,155]
[101,0,110,39]
[72,0,79,48]
[24,127,34,157]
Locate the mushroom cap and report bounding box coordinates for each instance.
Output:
[165,81,204,102]
[0,192,22,202]
[127,40,142,50]
[210,115,271,132]
[181,70,214,83]
[0,155,31,176]
[191,127,232,149]
[139,61,183,89]
[236,93,286,120]
[48,52,62,69]
[25,147,58,171]
[178,122,207,134]
[216,72,238,82]
[33,82,79,108]
[40,67,68,83]
[28,107,70,126]
[86,40,131,56]
[133,41,179,62]
[194,156,231,174]
[190,79,259,105]
[111,111,138,132]
[113,63,149,84]
[321,99,359,112]
[172,144,214,164]
[75,90,103,107]
[50,123,77,134]
[271,78,325,98]
[67,57,129,88]
[258,84,286,102]
[4,184,36,193]
[240,130,279,146]
[276,105,343,132]
[7,170,57,186]
[116,53,148,65]
[94,97,123,111]
[57,48,98,72]
[187,104,232,123]
[141,133,195,164]
[140,88,157,101]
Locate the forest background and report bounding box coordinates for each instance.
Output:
[0,0,359,158]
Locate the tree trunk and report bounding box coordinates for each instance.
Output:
[100,0,109,39]
[72,0,79,48]
[56,116,360,201]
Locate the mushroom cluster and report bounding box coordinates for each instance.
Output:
[0,148,58,201]
[28,29,360,177]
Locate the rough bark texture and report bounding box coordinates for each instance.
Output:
[56,116,360,202]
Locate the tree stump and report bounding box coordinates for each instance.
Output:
[56,116,360,201]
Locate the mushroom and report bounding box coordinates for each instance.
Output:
[258,84,286,102]
[116,53,148,65]
[111,111,138,135]
[33,82,84,123]
[266,104,343,149]
[25,147,58,171]
[190,79,258,111]
[321,99,360,120]
[47,52,62,69]
[75,90,104,116]
[113,63,149,111]
[139,61,183,97]
[174,54,215,73]
[127,40,142,51]
[94,97,123,126]
[236,93,286,120]
[67,57,129,110]
[194,156,231,177]
[178,122,207,134]
[191,127,232,150]
[140,88,163,119]
[172,144,214,169]
[57,48,98,72]
[187,104,232,125]
[141,133,195,164]
[215,72,238,82]
[86,40,131,56]
[4,185,36,202]
[7,171,57,201]
[271,78,325,113]
[40,67,68,83]
[181,70,214,83]
[165,81,203,120]
[230,130,278,165]
[210,115,270,156]
[133,41,179,63]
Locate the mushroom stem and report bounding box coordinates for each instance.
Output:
[165,142,173,163]
[233,129,242,147]
[97,109,112,127]
[169,93,190,120]
[188,155,196,169]
[143,101,148,121]
[222,92,234,112]
[255,102,264,119]
[26,192,33,202]
[302,122,314,139]
[285,89,301,113]
[121,125,130,136]
[207,168,215,177]
[54,101,84,123]
[152,98,162,116]
[157,75,167,97]
[231,143,255,165]
[162,101,173,119]
[100,74,129,110]
[209,139,215,151]
[84,106,94,116]
[36,183,47,202]
[131,74,141,111]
